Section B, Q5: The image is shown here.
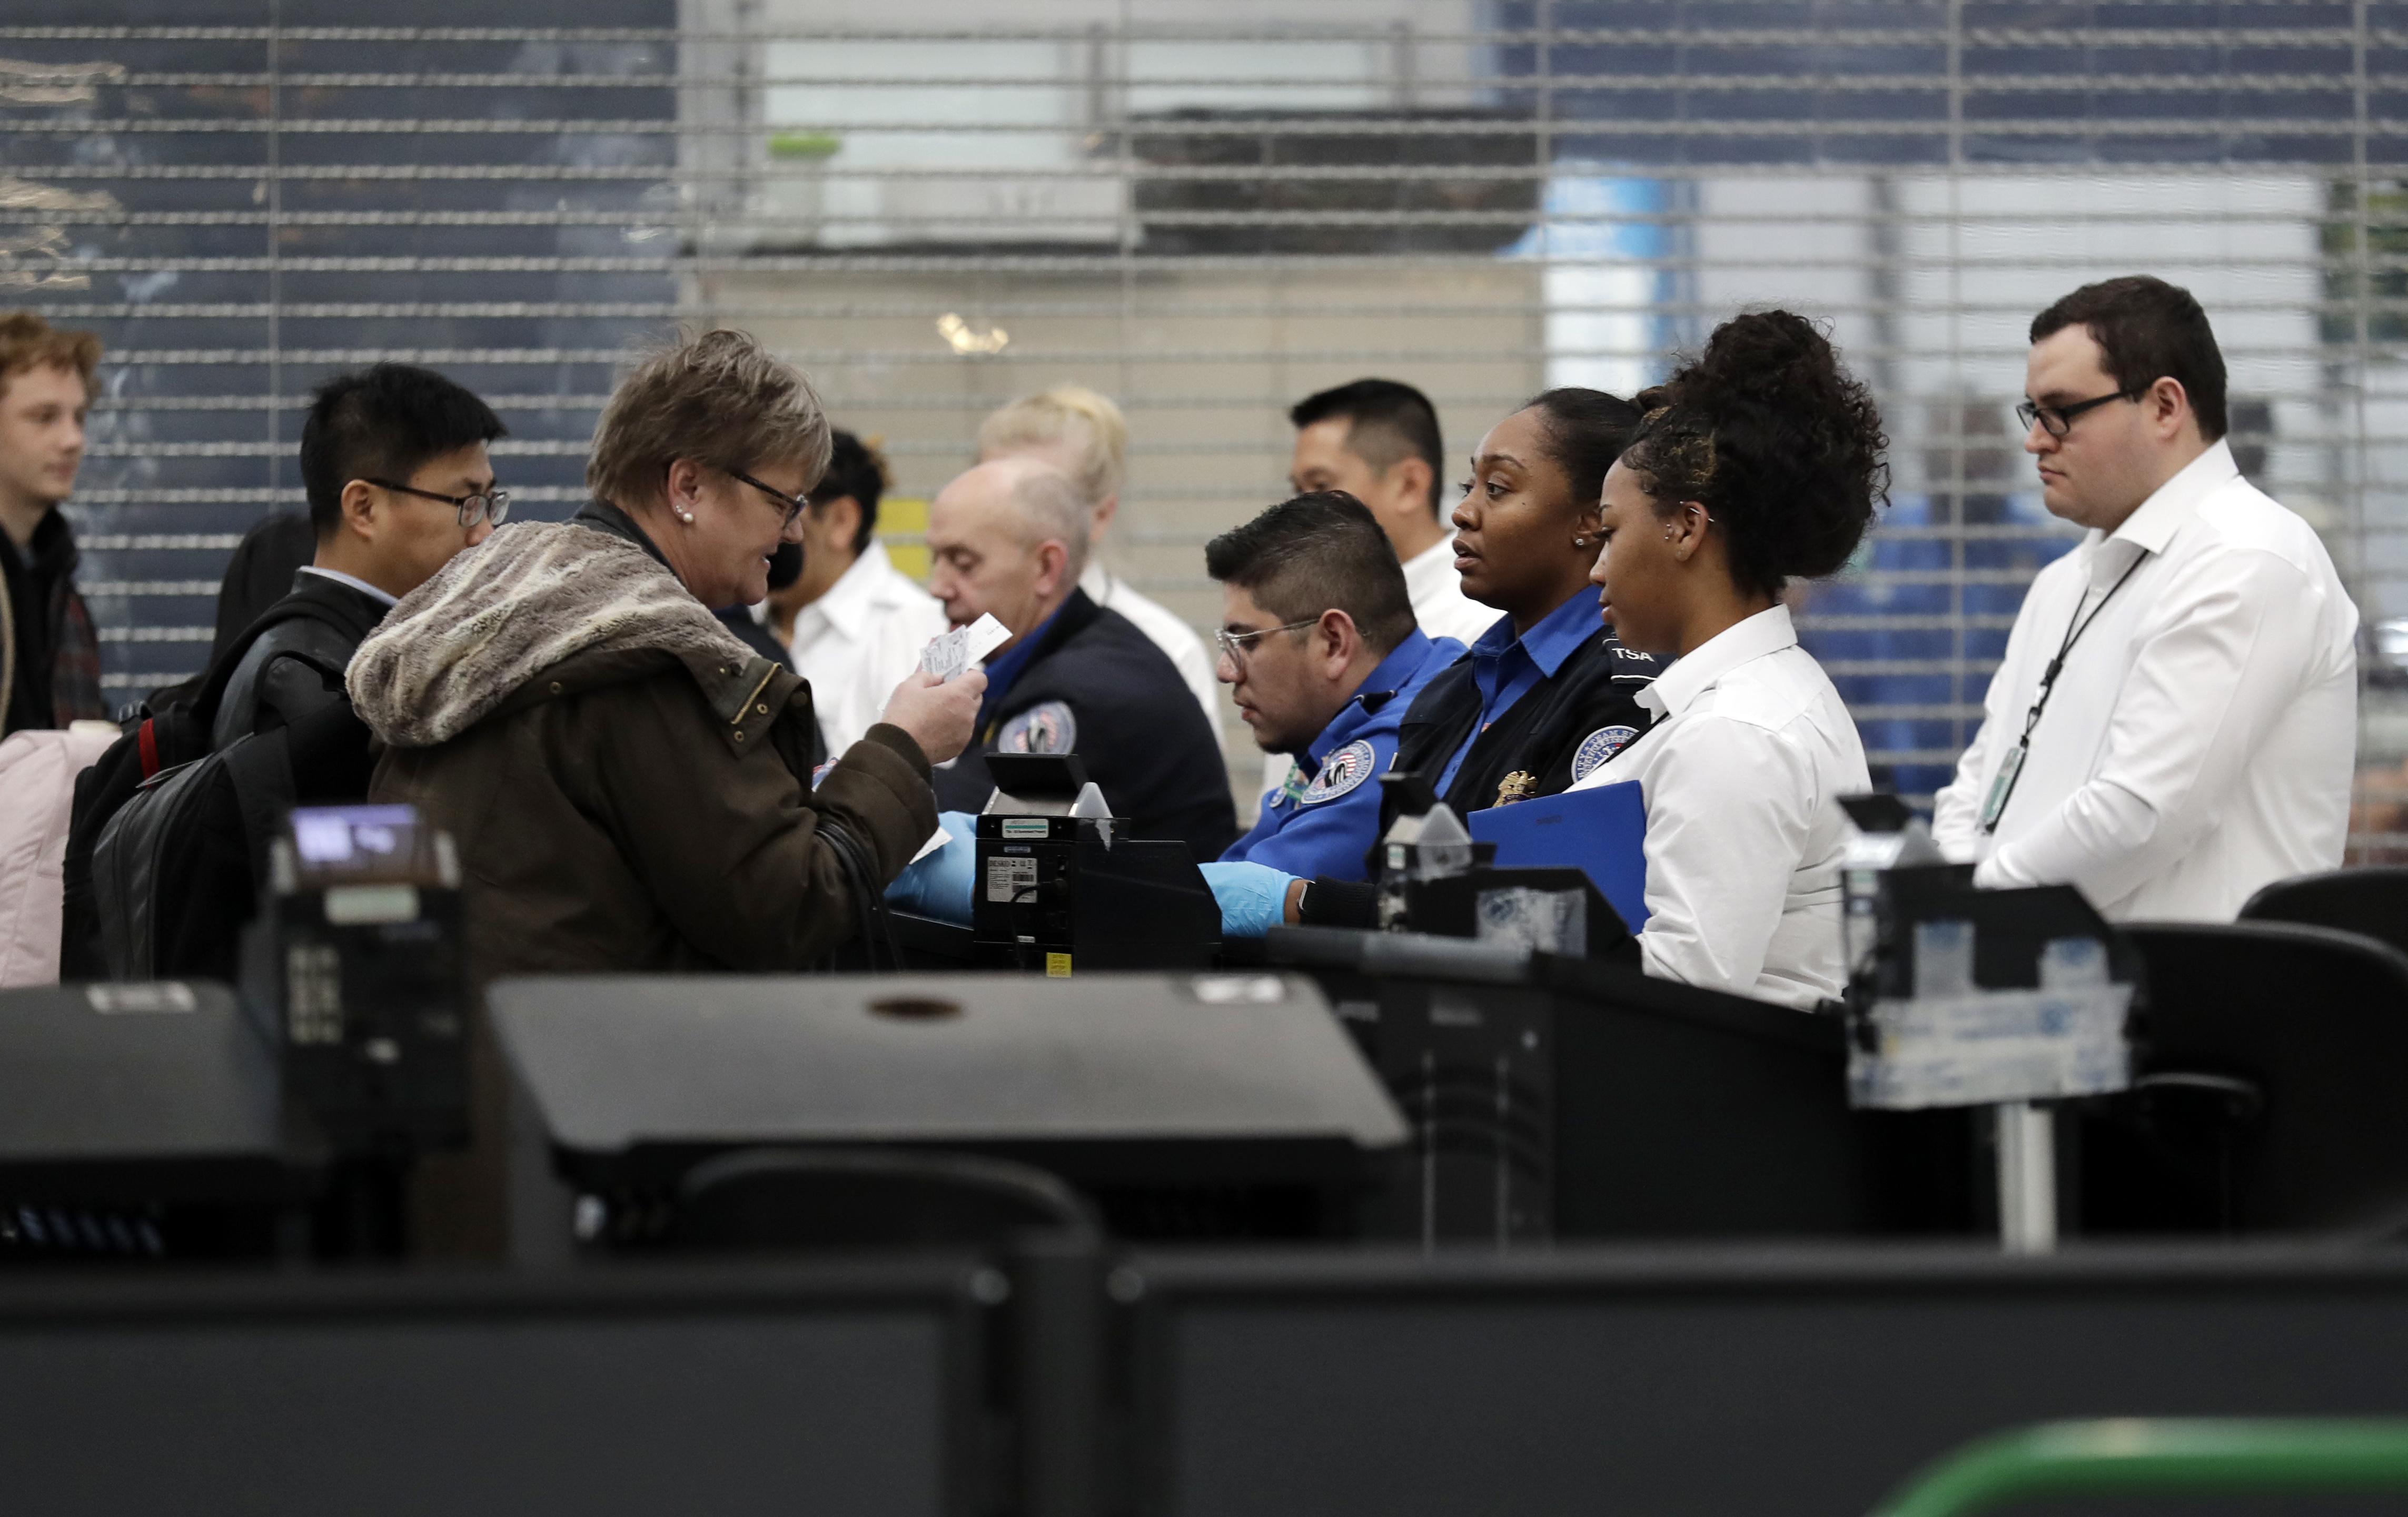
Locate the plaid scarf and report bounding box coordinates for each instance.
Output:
[48,579,104,724]
[0,513,106,731]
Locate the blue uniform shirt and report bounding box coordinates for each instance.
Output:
[1220,629,1464,881]
[1432,590,1603,797]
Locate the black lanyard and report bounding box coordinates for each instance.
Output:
[1979,549,2149,835]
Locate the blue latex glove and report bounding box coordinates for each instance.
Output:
[884,811,979,924]
[1199,860,1298,939]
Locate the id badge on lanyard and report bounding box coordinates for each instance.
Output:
[1979,740,2027,832]
[1980,549,2148,836]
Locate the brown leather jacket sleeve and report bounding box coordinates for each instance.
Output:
[572,673,938,970]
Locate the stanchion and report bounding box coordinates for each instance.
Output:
[1996,1101,2056,1253]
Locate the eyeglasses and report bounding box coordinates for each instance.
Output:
[728,467,809,531]
[2016,388,2141,439]
[1214,618,1320,672]
[366,478,510,529]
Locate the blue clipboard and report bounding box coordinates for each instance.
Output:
[1468,781,1650,930]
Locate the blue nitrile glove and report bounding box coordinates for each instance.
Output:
[1199,860,1298,939]
[884,811,979,924]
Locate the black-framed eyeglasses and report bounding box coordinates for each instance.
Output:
[2016,388,2141,439]
[1214,618,1320,671]
[366,478,510,529]
[729,468,809,531]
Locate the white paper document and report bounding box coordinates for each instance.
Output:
[919,614,1012,683]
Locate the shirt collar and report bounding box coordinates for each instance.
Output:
[297,564,399,608]
[1309,629,1436,764]
[804,540,901,640]
[1638,602,1798,721]
[2106,437,2238,556]
[1470,587,1599,677]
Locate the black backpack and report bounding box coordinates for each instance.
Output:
[58,600,372,983]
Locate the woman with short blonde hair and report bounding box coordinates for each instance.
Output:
[348,329,984,1249]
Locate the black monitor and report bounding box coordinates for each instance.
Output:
[0,982,309,1260]
[491,971,1408,1244]
[1265,927,1978,1242]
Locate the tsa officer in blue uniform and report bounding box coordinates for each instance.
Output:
[1197,492,1462,932]
[1376,387,1662,840]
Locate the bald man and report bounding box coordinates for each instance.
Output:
[925,457,1236,860]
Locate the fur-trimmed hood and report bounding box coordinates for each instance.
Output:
[348,520,757,749]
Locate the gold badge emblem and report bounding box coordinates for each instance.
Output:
[1494,770,1538,806]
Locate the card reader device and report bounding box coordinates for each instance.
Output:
[970,753,1220,974]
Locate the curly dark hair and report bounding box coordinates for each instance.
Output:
[1622,310,1888,598]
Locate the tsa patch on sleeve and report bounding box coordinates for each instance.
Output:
[1570,724,1638,782]
[997,700,1078,755]
[1301,739,1377,805]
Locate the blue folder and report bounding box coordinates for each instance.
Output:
[1467,781,1650,931]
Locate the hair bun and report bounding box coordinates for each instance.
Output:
[1684,309,1840,411]
[1622,309,1887,595]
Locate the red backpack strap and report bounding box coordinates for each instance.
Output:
[136,718,161,779]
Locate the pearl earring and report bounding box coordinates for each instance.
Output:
[677,507,696,523]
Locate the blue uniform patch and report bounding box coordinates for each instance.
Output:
[1570,723,1638,781]
[1217,630,1463,883]
[998,700,1077,755]
[1301,739,1376,805]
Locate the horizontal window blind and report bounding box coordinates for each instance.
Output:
[7,1,2401,847]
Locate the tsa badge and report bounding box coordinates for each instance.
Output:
[1493,769,1539,805]
[1570,724,1639,782]
[997,700,1078,755]
[1300,739,1376,805]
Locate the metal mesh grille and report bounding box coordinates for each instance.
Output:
[8,3,2404,845]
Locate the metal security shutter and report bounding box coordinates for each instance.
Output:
[7,2,2396,847]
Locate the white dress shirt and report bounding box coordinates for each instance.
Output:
[1400,532,1503,647]
[297,564,398,608]
[1931,440,2358,921]
[1570,604,1870,1008]
[1081,560,1220,726]
[788,540,952,757]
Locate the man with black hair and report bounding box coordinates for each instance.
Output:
[1197,493,1465,931]
[767,428,947,756]
[1933,276,2357,920]
[1289,378,1495,646]
[211,363,506,750]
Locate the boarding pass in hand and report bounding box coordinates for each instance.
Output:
[919,614,1011,682]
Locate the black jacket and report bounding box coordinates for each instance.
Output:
[211,570,391,750]
[934,589,1238,861]
[1381,628,1662,838]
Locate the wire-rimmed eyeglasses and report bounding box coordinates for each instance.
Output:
[1214,618,1320,671]
[366,478,510,529]
[2016,388,2141,439]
